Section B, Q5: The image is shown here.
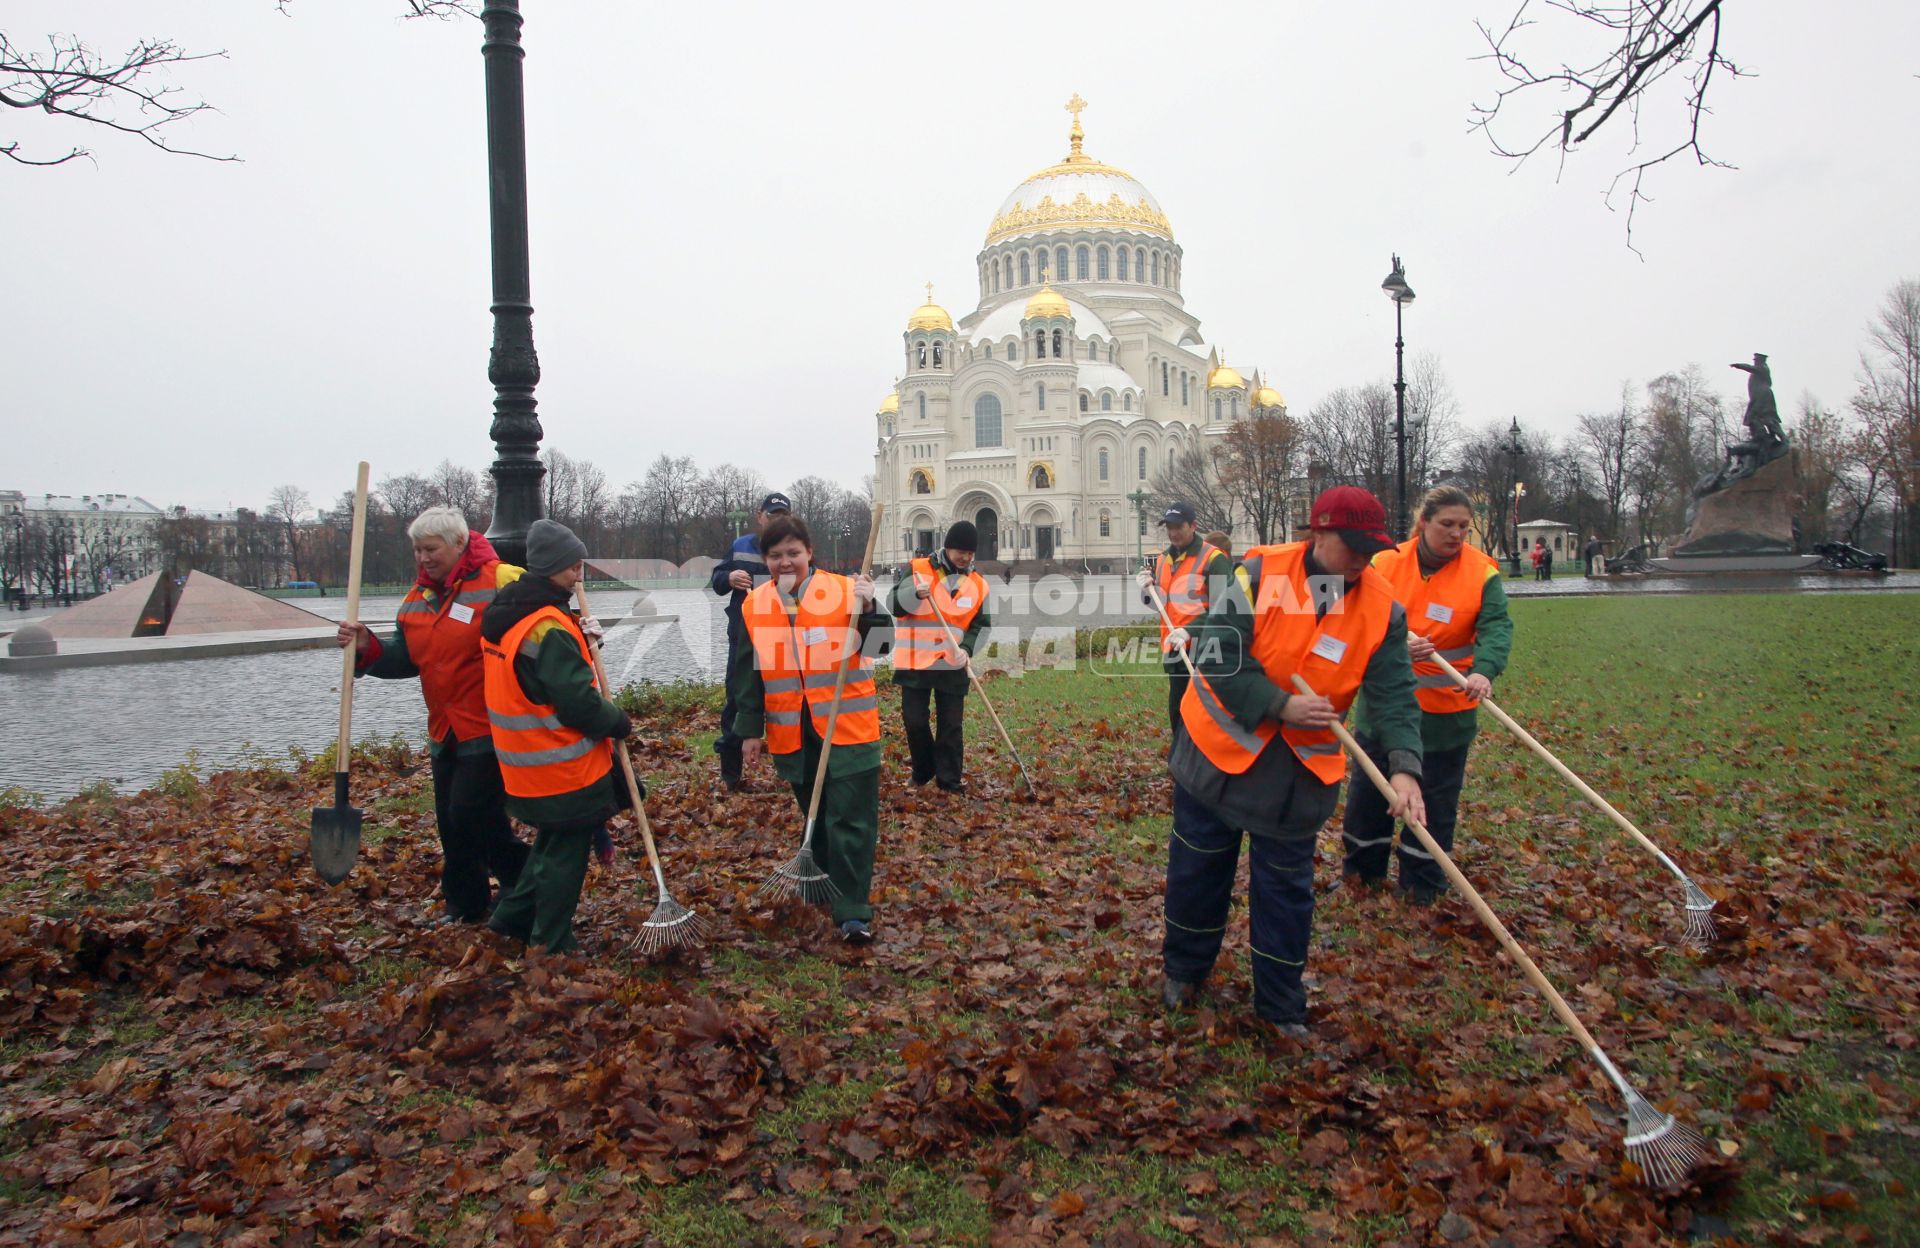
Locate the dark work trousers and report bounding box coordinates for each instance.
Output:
[430,742,530,921]
[1342,732,1472,895]
[900,684,967,788]
[489,819,595,953]
[787,720,881,925]
[1165,668,1190,734]
[715,622,745,765]
[1162,782,1319,1025]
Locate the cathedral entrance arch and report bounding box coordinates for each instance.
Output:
[952,485,1014,562]
[973,507,1000,561]
[1026,503,1059,562]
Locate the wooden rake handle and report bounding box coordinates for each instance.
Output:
[1290,673,1606,1057]
[798,501,885,826]
[1427,653,1688,880]
[334,462,371,774]
[574,583,667,893]
[1143,580,1202,681]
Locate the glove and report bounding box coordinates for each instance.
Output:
[609,712,634,740]
[1163,626,1191,655]
[593,825,616,868]
[1135,567,1155,591]
[578,615,605,643]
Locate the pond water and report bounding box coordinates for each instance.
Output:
[3,574,1914,800]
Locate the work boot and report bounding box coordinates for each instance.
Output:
[1266,1020,1310,1043]
[839,918,874,945]
[1399,882,1444,907]
[1323,872,1385,897]
[1159,975,1199,1013]
[719,748,743,793]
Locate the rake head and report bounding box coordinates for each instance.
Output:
[1622,1088,1710,1189]
[756,846,839,907]
[631,896,707,957]
[1682,878,1718,948]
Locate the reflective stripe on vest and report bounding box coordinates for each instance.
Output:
[741,571,881,754]
[896,558,985,672]
[1157,543,1222,645]
[480,605,614,799]
[1371,538,1495,715]
[394,559,516,744]
[1178,541,1393,783]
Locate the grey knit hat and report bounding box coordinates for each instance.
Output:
[525,518,588,578]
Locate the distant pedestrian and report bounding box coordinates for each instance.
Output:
[1583,535,1604,576]
[708,493,792,792]
[1541,541,1554,580]
[1530,538,1546,581]
[336,506,528,924]
[480,520,634,955]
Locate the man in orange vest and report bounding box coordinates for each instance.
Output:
[1161,486,1426,1037]
[1136,501,1230,729]
[890,520,991,791]
[478,520,634,955]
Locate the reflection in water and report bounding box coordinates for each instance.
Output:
[3,576,1915,799]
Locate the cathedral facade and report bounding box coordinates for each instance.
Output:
[873,97,1285,568]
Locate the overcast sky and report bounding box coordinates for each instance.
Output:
[5,1,1917,514]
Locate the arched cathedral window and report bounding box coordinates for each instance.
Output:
[1019,253,1030,286]
[1136,247,1146,282]
[917,342,927,368]
[1055,246,1068,281]
[1162,362,1170,396]
[1138,446,1148,479]
[1151,252,1160,284]
[1101,393,1112,411]
[932,341,942,368]
[974,394,1002,448]
[918,394,926,420]
[1117,248,1129,281]
[1035,330,1047,359]
[1037,383,1046,409]
[1098,448,1110,481]
[1052,329,1063,357]
[1097,245,1109,280]
[1076,245,1090,280]
[1099,510,1111,537]
[1079,392,1089,412]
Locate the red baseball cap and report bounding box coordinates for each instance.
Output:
[1307,485,1393,556]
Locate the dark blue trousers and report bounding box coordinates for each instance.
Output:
[1162,782,1318,1025]
[1342,733,1471,894]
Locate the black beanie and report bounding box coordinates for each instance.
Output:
[943,520,979,553]
[525,518,588,577]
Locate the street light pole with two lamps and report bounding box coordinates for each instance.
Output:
[1381,256,1420,541]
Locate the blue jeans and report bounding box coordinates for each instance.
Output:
[1162,782,1318,1025]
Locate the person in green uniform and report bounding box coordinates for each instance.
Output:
[1342,485,1512,903]
[479,520,633,954]
[890,520,991,792]
[733,515,891,943]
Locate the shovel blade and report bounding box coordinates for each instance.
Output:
[309,804,363,884]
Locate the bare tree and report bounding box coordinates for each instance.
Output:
[1470,0,1745,245]
[1151,438,1234,535]
[1790,393,1849,547]
[785,475,840,529]
[267,484,311,583]
[1213,412,1307,545]
[633,454,702,564]
[1302,383,1395,501]
[428,461,484,528]
[1405,352,1461,488]
[1851,278,1920,565]
[1577,383,1643,542]
[0,32,237,166]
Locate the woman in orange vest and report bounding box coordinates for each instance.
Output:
[1343,486,1512,904]
[733,515,891,944]
[890,520,991,792]
[336,506,530,923]
[478,520,633,955]
[1162,486,1426,1037]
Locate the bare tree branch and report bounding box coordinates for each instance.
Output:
[1469,0,1747,247]
[0,32,237,166]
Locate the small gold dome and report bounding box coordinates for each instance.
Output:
[1207,362,1245,391]
[1252,385,1284,409]
[1024,281,1072,320]
[879,391,900,415]
[907,302,953,334]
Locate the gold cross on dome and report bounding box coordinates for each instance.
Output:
[925,280,934,304]
[1065,93,1087,126]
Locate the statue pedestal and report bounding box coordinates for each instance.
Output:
[1671,453,1799,559]
[1649,553,1821,574]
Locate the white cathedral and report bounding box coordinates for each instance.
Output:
[873,95,1286,568]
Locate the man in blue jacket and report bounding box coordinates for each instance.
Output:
[709,491,791,791]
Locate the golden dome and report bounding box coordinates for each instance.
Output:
[879,391,900,415]
[1023,281,1072,321]
[906,281,953,333]
[984,95,1173,246]
[1207,362,1245,391]
[1252,385,1285,410]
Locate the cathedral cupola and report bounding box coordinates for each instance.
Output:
[904,282,954,374]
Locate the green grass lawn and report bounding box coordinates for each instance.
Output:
[0,591,1914,1246]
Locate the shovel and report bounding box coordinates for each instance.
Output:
[311,461,370,884]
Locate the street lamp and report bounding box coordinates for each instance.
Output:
[1381,254,1417,539]
[1501,417,1526,576]
[726,508,749,538]
[480,0,547,567]
[1127,489,1152,568]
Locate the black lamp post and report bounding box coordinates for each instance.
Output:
[1501,417,1526,576]
[1127,489,1152,568]
[9,516,23,609]
[479,0,546,567]
[1381,255,1416,539]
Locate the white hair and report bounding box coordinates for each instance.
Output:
[407,506,470,546]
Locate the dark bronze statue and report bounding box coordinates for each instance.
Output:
[1692,353,1792,498]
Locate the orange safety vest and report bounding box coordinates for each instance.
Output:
[894,556,986,672]
[741,571,881,755]
[1179,541,1395,784]
[394,559,518,744]
[1372,538,1498,715]
[1156,542,1224,649]
[479,606,614,798]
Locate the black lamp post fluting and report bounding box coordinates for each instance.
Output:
[1502,417,1526,576]
[479,0,545,567]
[1381,255,1416,540]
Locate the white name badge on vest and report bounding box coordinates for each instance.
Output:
[1310,634,1348,664]
[954,597,973,611]
[1424,602,1454,624]
[802,626,829,646]
[449,602,475,624]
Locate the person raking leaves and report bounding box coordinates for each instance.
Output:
[1136,500,1230,730]
[889,520,991,792]
[1159,486,1425,1038]
[479,519,634,955]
